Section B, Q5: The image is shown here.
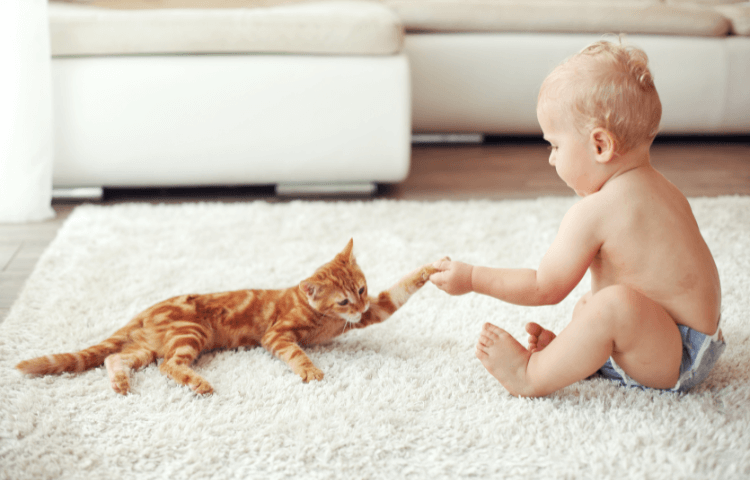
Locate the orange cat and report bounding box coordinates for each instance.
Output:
[16,239,440,395]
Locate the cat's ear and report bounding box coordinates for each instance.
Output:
[340,238,355,264]
[299,280,318,300]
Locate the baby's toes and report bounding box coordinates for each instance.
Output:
[525,322,544,336]
[483,322,505,339]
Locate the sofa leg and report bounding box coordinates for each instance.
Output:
[275,183,376,197]
[52,187,104,201]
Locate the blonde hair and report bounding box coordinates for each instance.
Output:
[538,40,662,154]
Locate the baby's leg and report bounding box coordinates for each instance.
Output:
[476,285,683,397]
[525,291,591,351]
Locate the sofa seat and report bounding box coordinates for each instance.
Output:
[385,0,750,37]
[50,0,404,55]
[381,0,750,135]
[48,0,411,189]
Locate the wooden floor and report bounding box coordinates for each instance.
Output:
[1,137,748,321]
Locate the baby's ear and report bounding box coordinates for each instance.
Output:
[591,128,616,163]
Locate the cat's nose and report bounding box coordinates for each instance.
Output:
[361,300,370,312]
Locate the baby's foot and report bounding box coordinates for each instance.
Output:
[476,323,533,397]
[525,322,556,353]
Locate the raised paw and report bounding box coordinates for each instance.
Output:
[419,266,438,283]
[299,366,324,383]
[417,257,450,284]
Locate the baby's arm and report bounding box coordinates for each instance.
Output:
[431,201,603,306]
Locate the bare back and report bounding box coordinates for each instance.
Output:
[589,166,721,334]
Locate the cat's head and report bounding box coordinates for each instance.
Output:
[299,239,370,323]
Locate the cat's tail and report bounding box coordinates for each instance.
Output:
[15,327,130,375]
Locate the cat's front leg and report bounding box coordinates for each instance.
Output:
[357,259,446,328]
[261,329,324,382]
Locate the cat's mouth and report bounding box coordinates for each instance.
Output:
[341,302,370,324]
[344,312,363,324]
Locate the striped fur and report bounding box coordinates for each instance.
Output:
[16,239,439,395]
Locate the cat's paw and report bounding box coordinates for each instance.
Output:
[299,366,324,383]
[110,372,130,395]
[191,378,214,395]
[417,257,450,283]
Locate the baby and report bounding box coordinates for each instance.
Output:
[430,40,725,396]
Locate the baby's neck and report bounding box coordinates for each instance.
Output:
[602,143,652,186]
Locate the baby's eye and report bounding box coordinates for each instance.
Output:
[359,287,365,295]
[338,299,349,306]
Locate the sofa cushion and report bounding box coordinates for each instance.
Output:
[48,0,404,56]
[384,0,732,37]
[666,0,744,5]
[715,2,750,34]
[64,0,334,7]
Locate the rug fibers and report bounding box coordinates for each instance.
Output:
[1,197,749,479]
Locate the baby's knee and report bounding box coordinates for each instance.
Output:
[573,291,593,317]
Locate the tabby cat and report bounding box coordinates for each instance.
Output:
[17,239,440,395]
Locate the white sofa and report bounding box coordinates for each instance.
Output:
[48,0,750,190]
[387,0,750,136]
[48,0,412,192]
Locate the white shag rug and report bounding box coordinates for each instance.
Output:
[1,197,749,480]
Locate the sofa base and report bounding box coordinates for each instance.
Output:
[51,187,104,201]
[275,182,377,196]
[52,53,411,188]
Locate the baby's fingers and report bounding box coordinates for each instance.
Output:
[432,257,452,271]
[429,270,446,285]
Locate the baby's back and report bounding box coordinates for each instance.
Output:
[591,167,721,334]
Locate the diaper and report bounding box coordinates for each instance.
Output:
[597,323,726,392]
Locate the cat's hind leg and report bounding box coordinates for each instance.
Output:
[159,332,214,395]
[104,347,156,395]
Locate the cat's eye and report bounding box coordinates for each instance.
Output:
[338,299,349,306]
[358,287,365,296]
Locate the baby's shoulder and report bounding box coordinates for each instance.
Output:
[561,194,610,236]
[575,188,619,217]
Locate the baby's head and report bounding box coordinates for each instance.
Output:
[538,40,662,155]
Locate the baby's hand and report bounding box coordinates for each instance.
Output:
[429,258,473,296]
